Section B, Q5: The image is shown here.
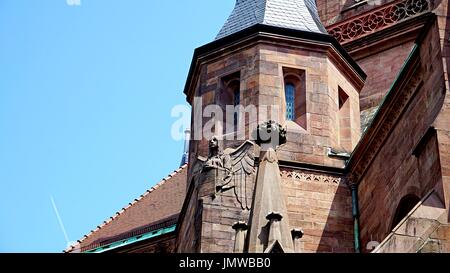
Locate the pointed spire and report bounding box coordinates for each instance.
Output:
[216,0,327,40]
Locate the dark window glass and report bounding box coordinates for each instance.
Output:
[234,88,240,106]
[285,83,295,121]
[233,88,240,127]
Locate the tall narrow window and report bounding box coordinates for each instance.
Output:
[283,67,306,129]
[285,83,296,121]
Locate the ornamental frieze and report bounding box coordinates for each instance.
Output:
[327,0,431,44]
[280,169,342,185]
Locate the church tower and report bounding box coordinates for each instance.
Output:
[176,0,366,253]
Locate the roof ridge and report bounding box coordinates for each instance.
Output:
[65,164,188,253]
[260,0,269,26]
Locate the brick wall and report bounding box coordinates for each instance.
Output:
[176,182,201,253]
[198,168,254,253]
[259,43,361,162]
[432,0,450,222]
[356,42,415,111]
[281,169,354,253]
[373,190,449,253]
[188,41,361,169]
[180,165,355,253]
[357,21,446,251]
[188,45,260,163]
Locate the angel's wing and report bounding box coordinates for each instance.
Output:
[224,141,256,210]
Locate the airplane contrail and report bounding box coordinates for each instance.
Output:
[50,196,70,245]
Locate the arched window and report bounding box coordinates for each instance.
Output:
[285,83,296,121]
[391,194,421,230]
[283,67,306,129]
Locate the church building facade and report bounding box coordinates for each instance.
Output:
[66,0,450,253]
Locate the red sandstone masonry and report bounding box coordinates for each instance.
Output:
[432,0,450,222]
[356,42,415,110]
[357,21,446,251]
[281,170,353,253]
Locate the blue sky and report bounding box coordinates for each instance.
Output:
[0,0,234,253]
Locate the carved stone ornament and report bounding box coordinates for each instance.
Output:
[328,0,431,44]
[280,169,342,184]
[203,137,256,210]
[255,120,287,148]
[247,120,294,253]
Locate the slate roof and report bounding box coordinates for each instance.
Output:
[65,164,188,253]
[216,0,327,40]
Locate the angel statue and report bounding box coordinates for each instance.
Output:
[203,136,230,170]
[203,137,256,210]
